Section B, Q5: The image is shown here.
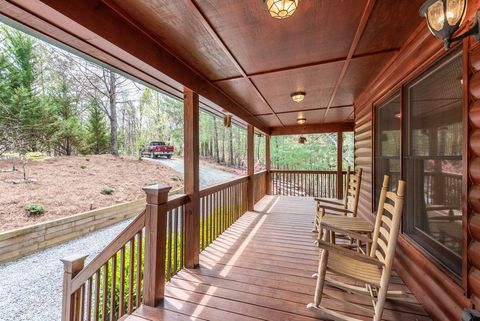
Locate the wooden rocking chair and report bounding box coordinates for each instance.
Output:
[307,175,406,321]
[313,167,363,240]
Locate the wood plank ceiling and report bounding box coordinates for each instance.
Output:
[102,0,425,129]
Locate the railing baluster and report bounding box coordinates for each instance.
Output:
[166,211,171,281]
[109,254,117,321]
[94,271,100,321]
[102,262,108,321]
[174,208,178,274]
[118,247,125,318]
[79,284,85,321]
[87,277,92,321]
[135,231,142,308]
[127,238,134,314]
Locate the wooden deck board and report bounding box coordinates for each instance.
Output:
[125,196,431,321]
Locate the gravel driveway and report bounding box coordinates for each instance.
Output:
[0,159,237,321]
[145,157,238,187]
[0,219,131,321]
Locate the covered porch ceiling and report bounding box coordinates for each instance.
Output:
[1,0,425,134]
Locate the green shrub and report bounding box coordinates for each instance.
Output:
[101,187,114,195]
[80,164,87,169]
[25,204,45,216]
[25,152,47,161]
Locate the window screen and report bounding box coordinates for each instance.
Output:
[404,48,463,275]
[374,93,401,209]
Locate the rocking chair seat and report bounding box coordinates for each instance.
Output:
[321,216,373,233]
[327,252,382,286]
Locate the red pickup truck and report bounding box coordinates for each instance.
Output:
[141,141,174,159]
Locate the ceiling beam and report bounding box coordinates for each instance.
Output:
[322,0,377,122]
[5,0,270,133]
[270,122,354,136]
[187,0,285,127]
[212,48,400,84]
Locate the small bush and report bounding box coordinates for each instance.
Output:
[101,187,114,195]
[25,152,47,161]
[26,204,45,216]
[80,164,87,169]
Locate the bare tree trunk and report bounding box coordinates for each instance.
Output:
[229,127,234,166]
[220,127,225,163]
[213,116,219,162]
[107,71,118,156]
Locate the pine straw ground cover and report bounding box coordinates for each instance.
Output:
[0,155,183,232]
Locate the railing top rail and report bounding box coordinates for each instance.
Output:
[167,194,189,210]
[70,208,146,292]
[199,175,249,197]
[253,170,268,177]
[270,169,348,174]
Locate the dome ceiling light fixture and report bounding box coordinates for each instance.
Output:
[291,91,306,103]
[419,0,479,49]
[264,0,300,19]
[297,112,306,125]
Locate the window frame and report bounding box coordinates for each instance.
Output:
[372,45,465,280]
[403,47,464,276]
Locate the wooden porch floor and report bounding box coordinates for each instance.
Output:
[126,196,431,321]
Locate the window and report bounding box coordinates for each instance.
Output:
[404,48,463,275]
[374,93,401,209]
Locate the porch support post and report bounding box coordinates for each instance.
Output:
[266,134,271,194]
[184,87,200,268]
[336,131,343,200]
[142,184,171,306]
[247,124,255,210]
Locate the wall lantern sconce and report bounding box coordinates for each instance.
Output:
[298,136,307,144]
[291,91,306,103]
[264,0,299,19]
[223,114,232,128]
[419,0,479,49]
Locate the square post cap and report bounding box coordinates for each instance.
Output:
[143,184,171,204]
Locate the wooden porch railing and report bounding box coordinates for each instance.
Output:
[60,185,189,321]
[199,176,249,251]
[60,172,271,321]
[253,170,268,203]
[269,169,347,199]
[59,170,345,320]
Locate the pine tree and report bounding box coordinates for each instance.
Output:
[49,82,84,155]
[85,100,109,154]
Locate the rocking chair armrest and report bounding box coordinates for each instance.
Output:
[320,223,372,242]
[317,204,353,214]
[315,240,384,267]
[314,198,344,206]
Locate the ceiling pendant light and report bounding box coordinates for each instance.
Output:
[264,0,300,19]
[291,91,306,103]
[297,112,306,125]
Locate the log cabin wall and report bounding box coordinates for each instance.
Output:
[468,39,480,308]
[354,2,480,319]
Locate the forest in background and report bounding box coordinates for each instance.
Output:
[0,22,353,172]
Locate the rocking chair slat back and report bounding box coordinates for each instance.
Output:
[344,167,362,216]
